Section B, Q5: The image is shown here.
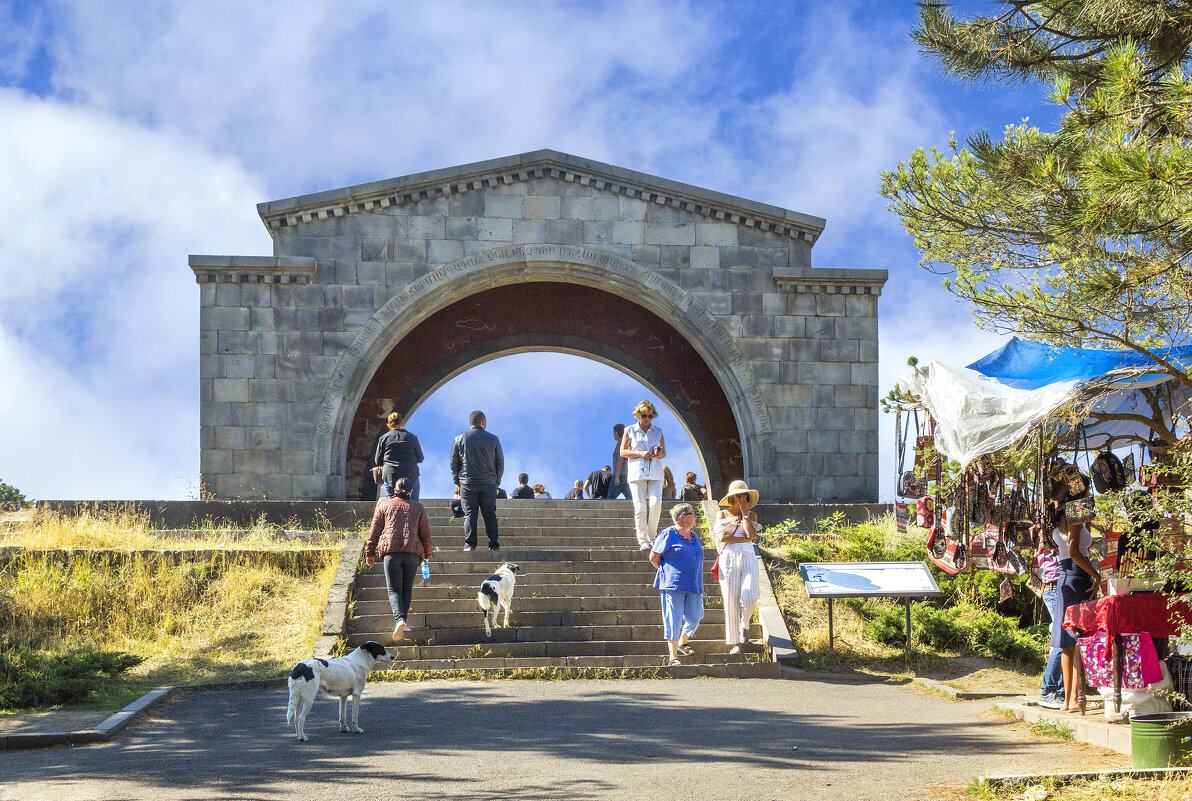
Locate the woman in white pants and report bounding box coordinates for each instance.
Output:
[715,479,760,654]
[621,400,666,550]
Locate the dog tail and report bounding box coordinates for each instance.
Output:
[286,661,314,724]
[478,585,497,610]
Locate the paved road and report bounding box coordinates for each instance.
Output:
[0,678,1121,800]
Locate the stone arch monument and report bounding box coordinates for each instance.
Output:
[191,150,886,502]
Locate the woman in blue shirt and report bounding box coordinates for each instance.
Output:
[649,502,704,666]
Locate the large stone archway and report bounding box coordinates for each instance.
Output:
[191,150,886,502]
[324,245,772,497]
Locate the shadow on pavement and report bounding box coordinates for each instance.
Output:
[0,681,1041,798]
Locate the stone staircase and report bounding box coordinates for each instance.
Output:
[345,499,779,678]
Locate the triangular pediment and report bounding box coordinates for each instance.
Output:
[257,150,826,244]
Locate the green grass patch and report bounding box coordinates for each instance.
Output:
[1030,718,1074,739]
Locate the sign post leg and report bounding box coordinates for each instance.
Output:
[828,597,834,654]
[905,597,912,655]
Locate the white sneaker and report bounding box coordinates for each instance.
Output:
[1038,692,1064,709]
[728,645,742,655]
[639,543,651,551]
[392,620,407,641]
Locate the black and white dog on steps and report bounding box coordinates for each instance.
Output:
[478,562,519,636]
[286,641,393,741]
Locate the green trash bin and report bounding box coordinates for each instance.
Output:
[1131,712,1192,768]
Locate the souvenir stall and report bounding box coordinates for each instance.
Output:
[893,337,1192,719]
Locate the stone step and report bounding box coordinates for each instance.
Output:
[427,537,645,547]
[397,548,691,563]
[352,579,662,598]
[415,501,648,515]
[347,635,762,660]
[362,594,725,613]
[354,569,684,588]
[369,659,781,679]
[351,621,752,646]
[358,557,715,574]
[425,538,646,549]
[423,520,641,531]
[352,606,735,629]
[348,579,710,598]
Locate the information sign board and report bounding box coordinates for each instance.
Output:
[799,561,942,599]
[798,562,943,653]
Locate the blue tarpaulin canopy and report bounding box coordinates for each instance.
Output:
[896,338,1192,466]
[967,337,1192,390]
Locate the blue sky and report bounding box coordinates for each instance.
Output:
[0,1,1054,501]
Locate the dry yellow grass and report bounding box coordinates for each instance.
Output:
[938,773,1192,801]
[0,506,342,551]
[1,509,343,707]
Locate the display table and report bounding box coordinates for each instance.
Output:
[1063,593,1192,714]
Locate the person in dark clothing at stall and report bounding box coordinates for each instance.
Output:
[450,410,504,552]
[375,412,425,501]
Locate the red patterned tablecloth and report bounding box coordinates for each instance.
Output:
[1063,593,1192,639]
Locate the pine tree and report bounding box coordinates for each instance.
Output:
[882,1,1192,416]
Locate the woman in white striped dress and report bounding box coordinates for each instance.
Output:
[715,480,761,654]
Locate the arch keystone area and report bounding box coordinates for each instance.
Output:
[191,150,885,502]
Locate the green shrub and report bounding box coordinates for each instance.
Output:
[864,605,907,646]
[859,600,1046,667]
[0,479,25,512]
[913,604,971,651]
[0,644,143,708]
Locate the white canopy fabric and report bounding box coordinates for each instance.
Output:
[896,361,1191,469]
[896,362,1076,469]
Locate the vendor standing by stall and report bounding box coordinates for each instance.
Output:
[1051,489,1101,714]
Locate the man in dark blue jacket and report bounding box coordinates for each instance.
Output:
[450,410,504,551]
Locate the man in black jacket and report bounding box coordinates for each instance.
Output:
[450,410,504,551]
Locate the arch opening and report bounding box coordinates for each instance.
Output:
[342,281,744,499]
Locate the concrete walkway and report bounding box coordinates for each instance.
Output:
[0,678,1125,801]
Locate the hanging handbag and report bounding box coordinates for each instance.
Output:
[913,411,940,480]
[968,484,989,527]
[898,471,928,498]
[1063,496,1095,524]
[1091,451,1127,493]
[711,554,720,581]
[915,495,935,528]
[914,436,940,480]
[370,466,385,485]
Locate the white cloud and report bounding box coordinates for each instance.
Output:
[40,0,719,192]
[0,91,267,499]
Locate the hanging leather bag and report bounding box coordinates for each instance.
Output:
[1091,451,1127,493]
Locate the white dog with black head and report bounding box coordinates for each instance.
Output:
[478,562,520,636]
[286,641,393,742]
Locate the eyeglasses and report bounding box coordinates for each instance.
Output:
[638,413,656,419]
[679,510,696,517]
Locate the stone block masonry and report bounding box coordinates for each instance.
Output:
[192,150,886,502]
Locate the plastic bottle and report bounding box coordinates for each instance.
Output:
[421,561,430,581]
